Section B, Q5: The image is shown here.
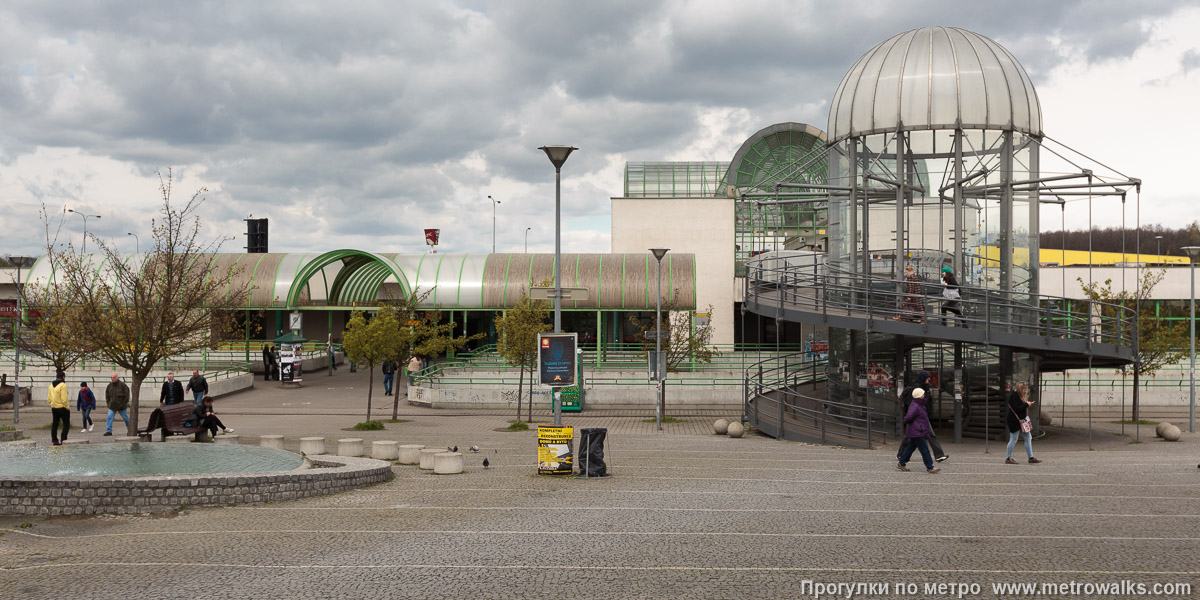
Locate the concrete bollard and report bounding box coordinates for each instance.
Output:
[259,435,285,450]
[727,422,745,438]
[337,438,364,457]
[713,419,730,435]
[372,440,400,460]
[1162,424,1182,442]
[397,444,425,465]
[433,452,464,474]
[299,437,326,455]
[419,448,442,470]
[1155,422,1171,438]
[214,435,240,445]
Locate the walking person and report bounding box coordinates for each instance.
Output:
[187,369,209,405]
[262,344,273,381]
[193,396,233,439]
[1005,382,1041,464]
[159,372,185,406]
[940,266,965,326]
[894,264,925,323]
[77,382,97,433]
[381,360,396,396]
[327,338,337,370]
[407,355,422,391]
[896,370,948,462]
[897,388,939,473]
[104,372,131,436]
[47,370,70,446]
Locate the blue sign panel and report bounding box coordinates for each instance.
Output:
[538,333,577,387]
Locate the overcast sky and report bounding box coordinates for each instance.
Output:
[1,0,1197,257]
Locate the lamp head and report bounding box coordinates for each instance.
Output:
[1181,246,1200,260]
[649,248,669,261]
[5,256,36,268]
[538,146,577,169]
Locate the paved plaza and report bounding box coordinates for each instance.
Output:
[2,369,1199,599]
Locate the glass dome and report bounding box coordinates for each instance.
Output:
[827,26,1042,143]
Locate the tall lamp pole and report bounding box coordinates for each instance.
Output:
[650,248,669,431]
[1156,235,1163,259]
[6,256,36,424]
[127,232,140,254]
[1182,246,1200,433]
[488,196,500,254]
[525,227,532,253]
[67,209,101,253]
[538,145,576,427]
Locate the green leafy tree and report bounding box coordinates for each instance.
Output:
[628,302,719,373]
[380,289,482,420]
[1079,269,1189,420]
[14,283,90,374]
[342,308,401,421]
[495,285,552,422]
[28,172,250,435]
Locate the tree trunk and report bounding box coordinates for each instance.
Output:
[516,363,524,423]
[392,366,404,421]
[366,370,374,421]
[526,364,533,423]
[128,374,146,437]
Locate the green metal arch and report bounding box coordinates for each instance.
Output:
[719,122,828,196]
[286,250,411,307]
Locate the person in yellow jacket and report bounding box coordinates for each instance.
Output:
[47,370,71,446]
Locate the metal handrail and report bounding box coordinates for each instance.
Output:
[745,256,1136,350]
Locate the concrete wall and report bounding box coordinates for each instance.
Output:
[611,197,736,345]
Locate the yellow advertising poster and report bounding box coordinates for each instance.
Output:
[537,425,574,476]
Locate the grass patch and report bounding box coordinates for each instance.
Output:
[34,423,53,430]
[384,419,409,424]
[1128,439,1144,444]
[505,421,530,431]
[0,425,14,432]
[351,420,386,431]
[640,416,687,424]
[1111,419,1157,425]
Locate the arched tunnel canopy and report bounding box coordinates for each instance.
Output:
[286,250,411,307]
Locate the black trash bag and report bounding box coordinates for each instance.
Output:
[578,428,607,477]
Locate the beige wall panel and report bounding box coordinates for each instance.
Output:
[598,254,625,308]
[480,254,511,308]
[622,253,650,309]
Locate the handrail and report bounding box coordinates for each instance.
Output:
[745,255,1136,350]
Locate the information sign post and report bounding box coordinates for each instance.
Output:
[538,333,577,426]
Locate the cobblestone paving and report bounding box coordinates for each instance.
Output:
[2,369,1199,598]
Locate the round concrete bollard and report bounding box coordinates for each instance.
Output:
[713,419,729,435]
[299,437,327,455]
[259,435,285,450]
[1161,424,1182,442]
[433,452,464,474]
[419,448,442,470]
[1039,413,1052,427]
[727,421,745,438]
[397,444,426,465]
[372,440,400,461]
[337,438,364,457]
[214,435,240,445]
[1155,422,1171,438]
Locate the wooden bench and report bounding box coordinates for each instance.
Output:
[140,402,207,442]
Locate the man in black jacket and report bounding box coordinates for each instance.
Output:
[896,370,948,462]
[160,372,185,406]
[187,369,209,405]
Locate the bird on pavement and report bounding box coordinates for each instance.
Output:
[482,458,490,469]
[469,445,480,453]
[448,445,458,453]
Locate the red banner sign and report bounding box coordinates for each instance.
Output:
[424,229,440,246]
[0,300,17,319]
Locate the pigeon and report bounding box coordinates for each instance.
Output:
[450,445,459,453]
[482,457,490,469]
[469,445,480,453]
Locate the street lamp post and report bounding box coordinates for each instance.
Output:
[538,145,576,426]
[127,232,140,254]
[525,227,531,253]
[1156,235,1163,259]
[67,209,101,253]
[6,256,36,424]
[650,248,669,431]
[1182,246,1200,433]
[488,196,500,254]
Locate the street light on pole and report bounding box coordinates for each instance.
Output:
[650,248,669,431]
[6,255,36,424]
[1182,246,1200,433]
[538,145,576,426]
[525,227,531,253]
[127,232,140,254]
[1156,235,1163,259]
[67,209,100,253]
[488,196,500,254]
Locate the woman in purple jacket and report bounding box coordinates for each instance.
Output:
[77,382,97,433]
[896,388,940,473]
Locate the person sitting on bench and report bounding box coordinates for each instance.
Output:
[193,396,233,438]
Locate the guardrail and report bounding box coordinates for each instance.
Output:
[745,256,1136,350]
